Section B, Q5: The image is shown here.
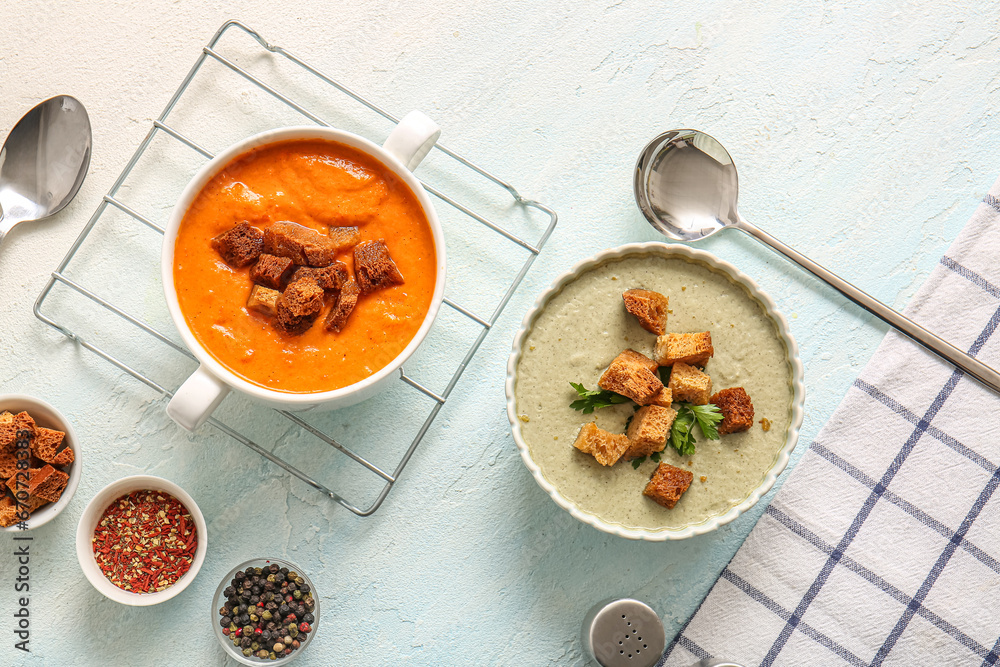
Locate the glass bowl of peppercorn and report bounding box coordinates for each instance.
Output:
[213,558,319,664]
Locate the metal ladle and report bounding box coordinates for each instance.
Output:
[634,128,1000,394]
[0,95,92,248]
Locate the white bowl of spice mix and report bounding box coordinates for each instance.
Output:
[76,475,207,605]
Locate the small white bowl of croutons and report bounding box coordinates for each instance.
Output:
[506,242,804,541]
[0,395,81,531]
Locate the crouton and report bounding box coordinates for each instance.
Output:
[211,221,264,267]
[263,221,341,267]
[250,254,296,290]
[598,349,663,405]
[275,279,325,335]
[625,405,677,459]
[246,285,281,317]
[623,289,668,335]
[572,422,631,466]
[0,496,21,528]
[7,465,68,505]
[648,387,673,408]
[354,240,404,294]
[324,279,361,333]
[668,362,712,405]
[291,261,348,291]
[328,226,361,251]
[643,462,694,509]
[33,465,69,503]
[0,412,34,479]
[618,348,659,373]
[32,427,73,467]
[572,422,601,455]
[711,387,755,435]
[654,332,714,367]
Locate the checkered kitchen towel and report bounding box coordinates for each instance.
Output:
[662,178,1000,667]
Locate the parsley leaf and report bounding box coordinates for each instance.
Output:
[657,365,672,385]
[568,382,630,414]
[631,456,646,469]
[668,402,723,456]
[669,406,698,457]
[689,403,723,440]
[651,451,661,463]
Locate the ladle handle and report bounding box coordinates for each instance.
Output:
[734,215,1000,395]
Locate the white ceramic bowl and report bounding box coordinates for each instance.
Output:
[161,118,447,430]
[212,558,320,664]
[0,395,81,532]
[76,475,207,605]
[505,242,805,541]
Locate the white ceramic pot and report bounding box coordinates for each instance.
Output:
[506,243,805,541]
[161,112,446,431]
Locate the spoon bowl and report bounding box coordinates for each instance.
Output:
[634,128,1000,395]
[0,95,91,246]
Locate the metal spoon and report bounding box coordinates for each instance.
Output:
[0,95,92,247]
[634,128,1000,394]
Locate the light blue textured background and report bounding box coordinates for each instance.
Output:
[1,2,999,665]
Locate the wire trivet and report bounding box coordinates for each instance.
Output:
[34,20,557,515]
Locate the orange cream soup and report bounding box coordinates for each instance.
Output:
[173,139,437,393]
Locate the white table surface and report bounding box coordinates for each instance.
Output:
[2,2,999,665]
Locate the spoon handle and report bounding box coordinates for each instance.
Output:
[734,215,1000,395]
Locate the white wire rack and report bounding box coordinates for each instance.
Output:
[33,20,557,516]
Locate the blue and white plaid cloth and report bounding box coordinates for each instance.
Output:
[662,178,1000,667]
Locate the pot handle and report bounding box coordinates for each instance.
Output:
[167,364,231,431]
[382,110,440,172]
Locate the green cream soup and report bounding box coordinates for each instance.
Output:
[515,253,794,531]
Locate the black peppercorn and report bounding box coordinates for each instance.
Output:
[303,613,314,624]
[220,565,314,661]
